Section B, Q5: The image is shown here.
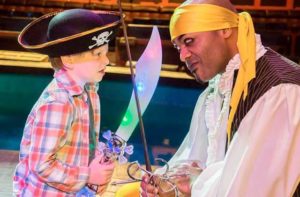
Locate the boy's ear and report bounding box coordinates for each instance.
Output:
[60,55,74,69]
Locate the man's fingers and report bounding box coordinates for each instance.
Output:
[191,161,199,167]
[176,175,190,181]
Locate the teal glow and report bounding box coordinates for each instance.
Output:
[136,82,144,92]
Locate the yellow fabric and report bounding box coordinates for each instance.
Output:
[169,4,239,40]
[169,4,256,143]
[115,182,140,197]
[228,12,256,142]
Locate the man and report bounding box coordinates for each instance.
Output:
[140,0,300,196]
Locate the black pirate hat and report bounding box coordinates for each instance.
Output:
[18,9,121,57]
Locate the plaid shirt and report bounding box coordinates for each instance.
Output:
[13,69,101,196]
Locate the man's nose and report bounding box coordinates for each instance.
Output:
[179,46,191,62]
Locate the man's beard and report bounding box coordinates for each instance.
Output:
[193,72,206,85]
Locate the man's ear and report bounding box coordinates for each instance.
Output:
[221,28,233,39]
[60,55,74,70]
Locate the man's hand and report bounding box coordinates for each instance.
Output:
[170,161,203,196]
[173,175,192,196]
[88,155,115,186]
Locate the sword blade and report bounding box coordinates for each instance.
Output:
[116,26,162,142]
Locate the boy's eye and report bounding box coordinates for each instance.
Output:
[93,52,101,57]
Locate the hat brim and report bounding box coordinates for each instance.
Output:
[18,10,121,57]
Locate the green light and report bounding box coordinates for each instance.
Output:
[121,111,133,126]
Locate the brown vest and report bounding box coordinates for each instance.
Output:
[230,49,300,196]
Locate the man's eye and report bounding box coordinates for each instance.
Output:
[184,38,193,46]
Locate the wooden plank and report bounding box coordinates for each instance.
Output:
[0,50,48,62]
[0,50,193,80]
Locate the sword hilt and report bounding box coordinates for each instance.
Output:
[99,130,133,164]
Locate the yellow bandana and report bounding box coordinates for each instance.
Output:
[170,4,256,143]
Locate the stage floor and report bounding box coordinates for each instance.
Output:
[0,150,18,197]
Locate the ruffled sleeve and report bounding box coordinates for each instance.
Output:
[192,84,300,197]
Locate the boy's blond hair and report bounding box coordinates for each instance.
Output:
[49,57,64,70]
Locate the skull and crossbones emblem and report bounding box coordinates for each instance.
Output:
[88,31,113,49]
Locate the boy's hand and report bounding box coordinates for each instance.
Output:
[88,155,115,185]
[140,174,159,197]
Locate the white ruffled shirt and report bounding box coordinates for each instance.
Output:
[167,35,300,196]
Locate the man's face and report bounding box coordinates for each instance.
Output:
[70,44,109,83]
[173,31,229,82]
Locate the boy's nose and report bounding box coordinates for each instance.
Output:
[102,55,110,66]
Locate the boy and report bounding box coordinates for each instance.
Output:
[13,9,121,196]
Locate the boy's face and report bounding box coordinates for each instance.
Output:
[67,44,109,84]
